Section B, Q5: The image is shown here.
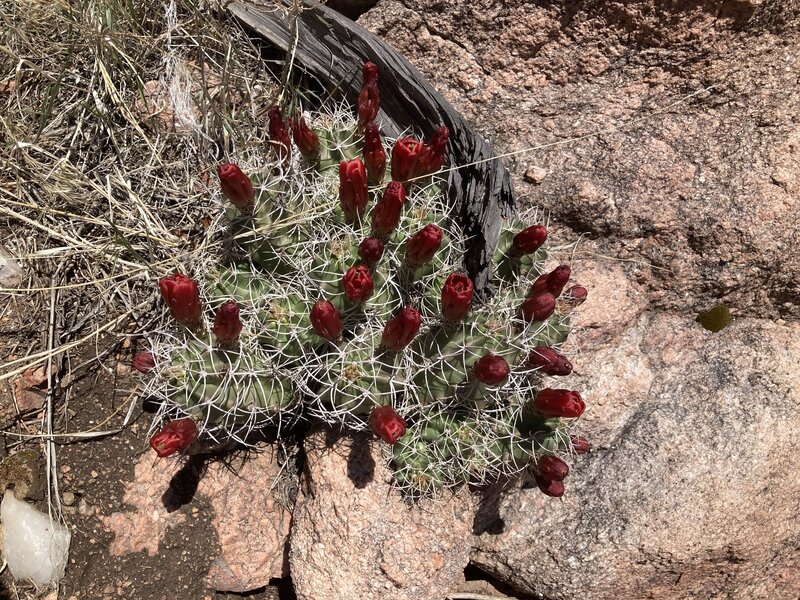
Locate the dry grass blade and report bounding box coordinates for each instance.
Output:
[0,0,284,573]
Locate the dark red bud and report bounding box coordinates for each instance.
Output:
[473,353,510,385]
[537,455,569,481]
[150,418,198,458]
[533,388,585,419]
[310,300,343,341]
[358,237,385,266]
[369,405,406,444]
[363,61,379,85]
[159,273,203,329]
[291,113,321,159]
[565,285,588,306]
[339,159,369,223]
[267,106,291,163]
[405,223,443,267]
[391,136,422,183]
[511,225,548,256]
[363,123,387,185]
[217,163,255,211]
[415,126,449,178]
[534,474,565,498]
[441,273,474,322]
[357,81,380,129]
[371,181,406,237]
[132,352,155,374]
[571,435,591,454]
[530,265,571,298]
[212,300,243,346]
[382,306,422,352]
[527,347,573,376]
[519,292,556,322]
[343,265,374,304]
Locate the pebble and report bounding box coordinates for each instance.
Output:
[523,166,548,185]
[62,491,76,506]
[0,245,23,288]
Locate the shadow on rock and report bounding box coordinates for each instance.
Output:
[346,431,375,489]
[162,454,206,512]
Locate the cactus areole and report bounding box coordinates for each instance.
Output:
[143,61,590,498]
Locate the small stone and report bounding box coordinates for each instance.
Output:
[62,492,76,506]
[523,166,548,184]
[0,245,23,288]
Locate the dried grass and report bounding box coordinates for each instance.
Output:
[0,0,285,595]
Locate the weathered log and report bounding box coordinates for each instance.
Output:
[227,0,516,293]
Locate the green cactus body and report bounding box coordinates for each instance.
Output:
[313,333,405,414]
[165,342,297,429]
[147,88,586,495]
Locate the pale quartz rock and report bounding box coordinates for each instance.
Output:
[1,491,71,585]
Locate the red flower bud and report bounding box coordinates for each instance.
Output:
[534,474,565,498]
[533,388,585,418]
[391,136,422,183]
[358,237,384,266]
[511,225,548,256]
[339,159,368,223]
[212,300,243,346]
[537,455,569,481]
[405,223,443,267]
[473,353,510,385]
[310,300,343,341]
[570,435,591,454]
[267,106,291,163]
[519,292,556,322]
[358,80,380,129]
[441,273,474,322]
[217,163,255,211]
[529,265,571,298]
[159,273,203,329]
[363,61,379,85]
[527,347,573,376]
[371,181,406,237]
[565,285,588,306]
[415,126,449,177]
[343,265,374,304]
[369,405,406,444]
[291,113,320,159]
[150,418,198,458]
[382,306,421,352]
[132,352,155,374]
[363,123,387,185]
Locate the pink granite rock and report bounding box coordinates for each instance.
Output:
[289,428,473,600]
[102,448,290,592]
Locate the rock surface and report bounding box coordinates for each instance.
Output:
[101,449,290,592]
[360,0,800,321]
[289,428,473,600]
[349,3,800,595]
[471,314,800,600]
[204,447,292,591]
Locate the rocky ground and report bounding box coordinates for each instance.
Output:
[1,1,799,599]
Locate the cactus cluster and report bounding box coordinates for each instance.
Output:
[139,62,590,496]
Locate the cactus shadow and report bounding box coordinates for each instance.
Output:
[346,431,376,489]
[472,479,521,535]
[162,454,207,513]
[322,426,376,489]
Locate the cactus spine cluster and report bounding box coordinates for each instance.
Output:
[141,63,590,496]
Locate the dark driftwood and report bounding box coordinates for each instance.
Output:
[227,0,516,293]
